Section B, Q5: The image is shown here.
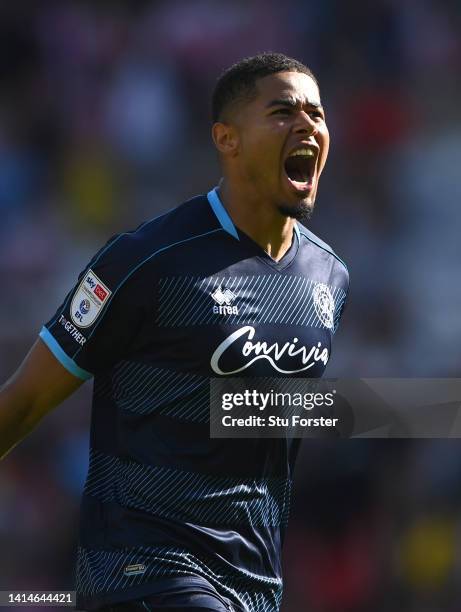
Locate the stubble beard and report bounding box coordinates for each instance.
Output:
[277,198,315,222]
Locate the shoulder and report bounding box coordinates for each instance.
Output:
[297,222,349,279]
[102,194,219,262]
[140,194,222,244]
[87,194,221,288]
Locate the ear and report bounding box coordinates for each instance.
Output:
[212,122,240,157]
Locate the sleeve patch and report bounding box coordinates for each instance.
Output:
[70,269,112,328]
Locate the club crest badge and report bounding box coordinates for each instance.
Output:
[313,283,335,330]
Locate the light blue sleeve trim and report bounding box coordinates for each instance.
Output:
[39,326,93,381]
[206,187,240,240]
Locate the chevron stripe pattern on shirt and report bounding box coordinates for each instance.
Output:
[111,362,210,422]
[76,544,283,612]
[83,450,292,528]
[157,274,347,331]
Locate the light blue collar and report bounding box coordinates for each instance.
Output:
[207,186,301,243]
[206,187,239,240]
[293,220,300,241]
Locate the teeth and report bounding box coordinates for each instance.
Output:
[289,148,315,158]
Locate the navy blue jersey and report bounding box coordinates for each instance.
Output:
[40,188,349,612]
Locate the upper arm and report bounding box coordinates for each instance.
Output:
[1,233,149,458]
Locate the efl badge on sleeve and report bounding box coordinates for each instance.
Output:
[70,269,112,328]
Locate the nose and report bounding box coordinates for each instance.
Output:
[294,111,318,136]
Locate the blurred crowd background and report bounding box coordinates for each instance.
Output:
[1,0,461,610]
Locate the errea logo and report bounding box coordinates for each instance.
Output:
[211,285,239,315]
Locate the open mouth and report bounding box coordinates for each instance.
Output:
[284,147,317,191]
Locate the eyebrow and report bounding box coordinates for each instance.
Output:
[266,98,323,110]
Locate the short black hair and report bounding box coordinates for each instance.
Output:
[211,52,318,123]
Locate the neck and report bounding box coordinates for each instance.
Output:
[217,179,296,261]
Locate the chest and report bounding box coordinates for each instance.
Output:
[148,270,344,378]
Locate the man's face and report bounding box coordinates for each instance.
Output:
[222,71,329,220]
